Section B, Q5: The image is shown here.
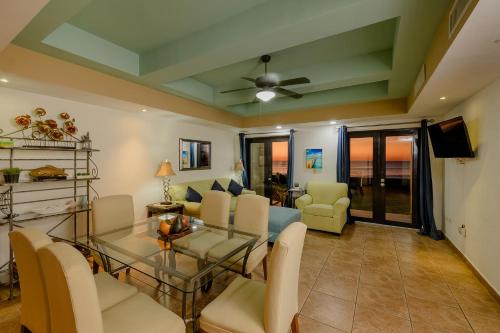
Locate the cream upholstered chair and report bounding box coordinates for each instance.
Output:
[91,195,135,274]
[173,190,231,259]
[295,181,350,234]
[208,194,270,279]
[9,228,139,333]
[38,242,185,333]
[200,222,307,333]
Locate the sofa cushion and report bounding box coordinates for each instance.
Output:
[186,186,202,203]
[228,179,243,196]
[211,180,225,192]
[304,204,334,217]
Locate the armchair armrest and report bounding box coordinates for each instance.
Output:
[333,197,350,214]
[295,194,313,210]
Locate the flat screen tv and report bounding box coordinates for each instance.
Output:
[428,116,474,158]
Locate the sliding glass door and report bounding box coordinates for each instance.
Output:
[246,137,289,206]
[349,129,418,227]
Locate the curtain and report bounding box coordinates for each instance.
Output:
[418,120,443,240]
[238,133,249,188]
[336,125,353,224]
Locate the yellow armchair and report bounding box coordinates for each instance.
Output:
[295,181,350,234]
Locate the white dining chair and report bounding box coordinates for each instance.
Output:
[9,228,139,333]
[173,190,231,259]
[91,194,135,275]
[38,241,185,333]
[200,222,307,333]
[207,194,270,279]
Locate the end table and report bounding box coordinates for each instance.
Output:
[146,202,184,217]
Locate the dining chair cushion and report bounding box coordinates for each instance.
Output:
[9,229,53,333]
[102,293,185,333]
[200,276,266,333]
[94,272,138,311]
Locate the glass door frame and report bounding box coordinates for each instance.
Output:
[349,128,420,229]
[245,136,289,199]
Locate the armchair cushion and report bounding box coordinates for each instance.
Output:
[304,204,334,217]
[307,181,348,205]
[295,194,312,210]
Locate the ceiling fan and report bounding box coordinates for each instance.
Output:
[219,54,311,102]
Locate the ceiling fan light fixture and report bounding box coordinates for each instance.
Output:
[256,89,275,102]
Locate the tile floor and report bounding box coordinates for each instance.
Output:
[1,222,499,332]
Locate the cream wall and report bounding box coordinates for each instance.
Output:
[0,86,237,274]
[293,126,338,187]
[442,76,500,294]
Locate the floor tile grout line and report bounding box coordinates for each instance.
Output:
[394,231,415,332]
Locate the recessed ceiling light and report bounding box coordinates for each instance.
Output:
[0,78,8,83]
[276,125,282,129]
[329,120,337,125]
[439,96,446,100]
[141,109,147,112]
[256,89,276,102]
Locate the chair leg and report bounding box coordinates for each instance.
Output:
[126,268,131,274]
[262,255,268,280]
[20,325,32,333]
[291,313,300,333]
[113,272,119,279]
[92,261,100,274]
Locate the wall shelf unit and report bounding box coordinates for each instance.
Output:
[0,135,99,301]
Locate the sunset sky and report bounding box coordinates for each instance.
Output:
[350,136,412,161]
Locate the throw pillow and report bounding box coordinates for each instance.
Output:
[228,179,243,196]
[211,180,225,192]
[186,186,202,203]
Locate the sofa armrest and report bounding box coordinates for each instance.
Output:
[242,189,256,195]
[333,197,350,214]
[295,194,313,210]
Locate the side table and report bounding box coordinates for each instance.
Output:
[147,202,184,217]
[287,188,305,208]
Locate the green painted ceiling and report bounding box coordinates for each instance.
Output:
[12,0,451,117]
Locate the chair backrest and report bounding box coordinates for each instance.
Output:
[9,229,53,333]
[306,181,348,205]
[200,190,231,227]
[92,194,135,234]
[264,222,307,333]
[38,242,103,333]
[234,194,269,234]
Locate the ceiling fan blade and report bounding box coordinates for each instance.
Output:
[241,77,256,83]
[278,77,310,86]
[274,87,303,99]
[219,86,256,94]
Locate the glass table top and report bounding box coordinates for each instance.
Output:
[50,213,273,293]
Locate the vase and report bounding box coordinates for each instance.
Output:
[171,214,184,234]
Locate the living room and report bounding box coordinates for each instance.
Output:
[1,0,500,332]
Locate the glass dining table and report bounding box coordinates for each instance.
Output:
[49,213,273,331]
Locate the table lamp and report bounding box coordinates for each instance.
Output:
[234,160,245,186]
[156,160,176,204]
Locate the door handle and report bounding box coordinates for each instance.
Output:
[380,178,385,187]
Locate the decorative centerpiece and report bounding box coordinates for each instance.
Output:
[157,214,190,236]
[1,168,21,183]
[30,165,67,181]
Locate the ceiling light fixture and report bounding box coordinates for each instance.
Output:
[141,109,147,112]
[276,125,282,129]
[439,96,446,100]
[256,89,275,102]
[329,120,337,125]
[0,78,8,83]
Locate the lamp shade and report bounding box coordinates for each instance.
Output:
[234,160,244,171]
[156,160,176,177]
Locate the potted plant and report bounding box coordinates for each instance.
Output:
[1,168,21,183]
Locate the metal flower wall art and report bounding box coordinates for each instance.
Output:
[8,108,80,148]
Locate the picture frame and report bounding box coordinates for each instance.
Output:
[306,148,323,169]
[179,138,211,171]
